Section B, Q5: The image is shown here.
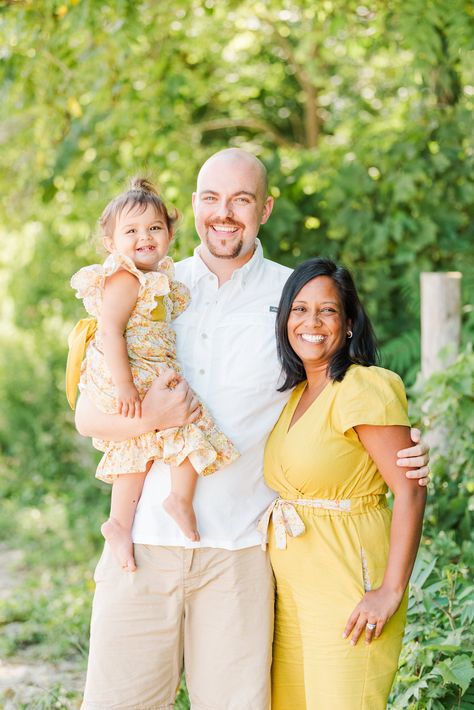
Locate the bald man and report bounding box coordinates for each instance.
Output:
[77,149,429,710]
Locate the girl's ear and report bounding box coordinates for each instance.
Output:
[103,236,114,253]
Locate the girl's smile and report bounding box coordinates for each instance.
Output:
[104,202,171,272]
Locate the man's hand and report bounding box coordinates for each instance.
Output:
[397,427,430,486]
[141,369,201,431]
[75,368,201,441]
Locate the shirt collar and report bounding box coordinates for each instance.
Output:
[189,239,264,289]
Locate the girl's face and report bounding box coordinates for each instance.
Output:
[287,276,349,372]
[104,202,171,271]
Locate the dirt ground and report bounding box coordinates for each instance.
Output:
[0,547,84,709]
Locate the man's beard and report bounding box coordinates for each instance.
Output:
[204,234,244,260]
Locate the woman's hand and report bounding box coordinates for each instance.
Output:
[343,586,403,646]
[117,382,142,418]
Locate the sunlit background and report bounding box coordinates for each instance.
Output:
[0,1,473,707]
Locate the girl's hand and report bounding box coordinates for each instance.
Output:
[117,382,142,418]
[342,587,403,646]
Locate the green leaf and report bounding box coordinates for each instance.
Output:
[434,655,474,694]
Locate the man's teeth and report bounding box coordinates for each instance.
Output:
[301,334,326,343]
[212,225,237,232]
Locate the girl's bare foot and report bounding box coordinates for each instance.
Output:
[101,517,137,572]
[163,493,200,541]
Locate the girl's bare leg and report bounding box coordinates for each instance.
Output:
[163,459,199,541]
[101,464,150,572]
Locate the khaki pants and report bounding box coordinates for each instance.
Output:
[81,544,274,710]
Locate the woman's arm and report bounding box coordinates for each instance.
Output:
[343,424,426,645]
[101,270,142,417]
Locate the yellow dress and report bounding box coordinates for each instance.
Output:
[263,365,410,710]
[70,252,239,482]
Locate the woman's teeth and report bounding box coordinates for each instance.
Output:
[300,334,326,343]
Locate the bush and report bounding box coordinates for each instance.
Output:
[389,346,474,708]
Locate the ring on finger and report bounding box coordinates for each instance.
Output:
[366,622,376,631]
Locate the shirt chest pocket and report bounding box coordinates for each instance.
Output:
[214,311,281,390]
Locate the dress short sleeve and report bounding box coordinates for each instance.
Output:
[337,365,410,433]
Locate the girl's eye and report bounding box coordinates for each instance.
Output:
[150,225,163,231]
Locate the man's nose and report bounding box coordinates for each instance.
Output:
[214,199,233,219]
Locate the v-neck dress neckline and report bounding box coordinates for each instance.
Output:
[285,380,332,435]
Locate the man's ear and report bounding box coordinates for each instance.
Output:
[260,196,274,225]
[103,237,114,253]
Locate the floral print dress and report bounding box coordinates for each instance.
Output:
[70,252,239,482]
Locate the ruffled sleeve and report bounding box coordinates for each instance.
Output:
[102,252,148,286]
[169,280,191,320]
[337,365,410,433]
[70,264,104,318]
[157,256,191,319]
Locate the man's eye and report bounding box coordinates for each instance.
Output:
[235,197,249,204]
[203,196,216,202]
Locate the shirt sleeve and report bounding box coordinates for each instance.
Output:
[337,366,410,433]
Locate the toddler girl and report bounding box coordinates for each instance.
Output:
[66,177,238,571]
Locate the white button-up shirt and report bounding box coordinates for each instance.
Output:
[132,240,292,549]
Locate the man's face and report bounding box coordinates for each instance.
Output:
[192,156,273,263]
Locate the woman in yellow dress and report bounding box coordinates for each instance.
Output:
[262,258,426,709]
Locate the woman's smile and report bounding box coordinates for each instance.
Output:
[287,275,348,370]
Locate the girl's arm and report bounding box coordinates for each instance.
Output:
[343,424,426,645]
[101,269,141,418]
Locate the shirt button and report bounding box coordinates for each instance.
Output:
[201,333,208,339]
[199,368,205,375]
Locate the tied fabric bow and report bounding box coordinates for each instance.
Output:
[257,498,306,551]
[65,317,97,409]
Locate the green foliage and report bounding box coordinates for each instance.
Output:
[389,348,474,709]
[0,1,472,707]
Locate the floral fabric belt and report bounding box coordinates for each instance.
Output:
[257,494,387,550]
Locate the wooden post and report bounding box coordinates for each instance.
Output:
[420,272,462,379]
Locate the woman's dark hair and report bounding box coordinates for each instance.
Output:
[276,257,379,391]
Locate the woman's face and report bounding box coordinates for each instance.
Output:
[287,276,349,371]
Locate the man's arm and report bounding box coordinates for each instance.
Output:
[75,369,200,441]
[398,427,430,486]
